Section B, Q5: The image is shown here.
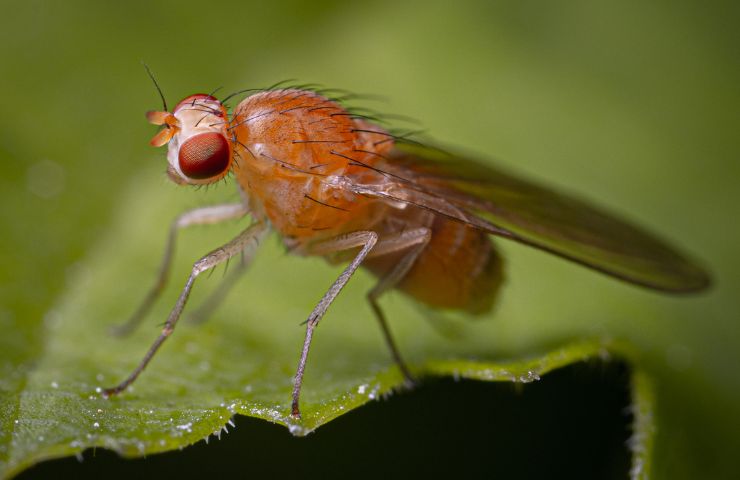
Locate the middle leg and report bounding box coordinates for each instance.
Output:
[291,228,431,417]
[291,230,378,417]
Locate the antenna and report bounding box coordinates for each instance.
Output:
[143,62,168,111]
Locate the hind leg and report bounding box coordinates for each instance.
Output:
[365,228,432,384]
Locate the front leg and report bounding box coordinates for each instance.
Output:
[103,221,268,397]
[111,203,249,336]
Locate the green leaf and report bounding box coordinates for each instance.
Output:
[1,169,656,477]
[2,1,739,479]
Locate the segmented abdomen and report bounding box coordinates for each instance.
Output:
[365,211,504,314]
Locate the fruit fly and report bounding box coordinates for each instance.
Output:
[103,73,710,418]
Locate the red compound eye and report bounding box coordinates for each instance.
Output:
[178,132,231,180]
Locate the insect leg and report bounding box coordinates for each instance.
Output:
[188,260,248,325]
[366,228,432,385]
[103,221,268,397]
[291,231,378,418]
[111,203,248,336]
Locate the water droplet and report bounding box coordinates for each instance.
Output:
[176,422,193,433]
[517,370,541,383]
[288,423,310,436]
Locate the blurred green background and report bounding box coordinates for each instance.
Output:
[0,0,738,478]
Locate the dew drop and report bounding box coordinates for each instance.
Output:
[176,422,193,433]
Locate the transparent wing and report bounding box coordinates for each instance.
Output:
[349,142,710,293]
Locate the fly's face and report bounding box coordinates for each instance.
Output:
[147,94,232,185]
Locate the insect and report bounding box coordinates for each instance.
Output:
[103,73,710,418]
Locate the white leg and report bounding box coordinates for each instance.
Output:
[291,231,378,417]
[103,221,268,397]
[111,203,248,335]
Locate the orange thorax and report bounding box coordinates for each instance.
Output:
[230,89,392,241]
